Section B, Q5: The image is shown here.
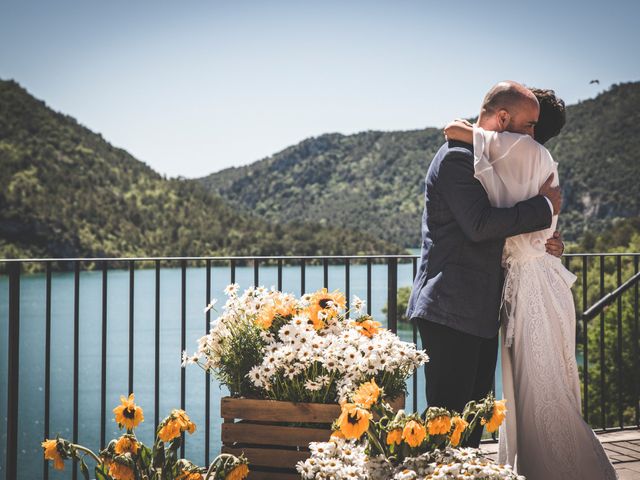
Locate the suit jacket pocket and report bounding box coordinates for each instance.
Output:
[422,263,488,320]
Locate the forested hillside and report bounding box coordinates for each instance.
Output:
[201,82,640,247]
[0,80,402,261]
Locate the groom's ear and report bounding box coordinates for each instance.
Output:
[496,109,511,132]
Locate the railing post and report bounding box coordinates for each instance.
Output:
[387,257,398,333]
[6,262,20,480]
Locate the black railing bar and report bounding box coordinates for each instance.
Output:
[154,260,161,432]
[205,259,212,466]
[366,258,372,316]
[616,256,623,429]
[345,259,350,319]
[0,254,422,263]
[128,261,135,395]
[581,256,589,419]
[230,259,236,284]
[592,425,640,434]
[300,258,306,296]
[634,256,639,427]
[44,262,51,480]
[277,259,283,291]
[412,257,418,413]
[323,258,329,289]
[180,259,187,458]
[254,259,259,287]
[72,262,80,480]
[6,263,20,480]
[387,258,398,334]
[100,262,108,449]
[583,271,640,321]
[599,256,606,430]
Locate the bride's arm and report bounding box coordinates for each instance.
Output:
[444,119,474,143]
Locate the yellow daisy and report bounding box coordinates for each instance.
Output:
[450,416,468,447]
[386,428,403,446]
[352,379,382,409]
[226,463,250,480]
[41,439,65,470]
[157,409,196,443]
[402,419,426,448]
[337,403,372,440]
[482,399,507,433]
[113,393,144,430]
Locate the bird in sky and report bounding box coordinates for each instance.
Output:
[590,79,600,84]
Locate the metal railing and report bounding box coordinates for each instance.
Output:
[2,252,639,479]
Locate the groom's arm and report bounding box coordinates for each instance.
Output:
[437,151,552,242]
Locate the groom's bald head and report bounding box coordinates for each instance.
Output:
[478,81,540,136]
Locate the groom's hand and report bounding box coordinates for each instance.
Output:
[539,173,562,215]
[546,231,565,257]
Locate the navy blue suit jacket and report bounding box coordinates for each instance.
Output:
[406,141,552,338]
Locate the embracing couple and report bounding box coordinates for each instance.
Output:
[406,81,618,479]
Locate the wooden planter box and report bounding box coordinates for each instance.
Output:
[221,395,405,480]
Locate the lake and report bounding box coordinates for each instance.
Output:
[0,257,516,479]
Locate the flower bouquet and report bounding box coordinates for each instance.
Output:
[184,285,429,404]
[42,393,249,480]
[184,285,428,477]
[297,379,522,479]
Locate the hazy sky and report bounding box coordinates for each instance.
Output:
[1,0,639,178]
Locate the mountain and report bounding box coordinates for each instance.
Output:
[200,82,640,247]
[0,79,403,262]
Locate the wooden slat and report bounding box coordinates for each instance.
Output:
[247,470,300,480]
[222,422,331,447]
[221,397,340,423]
[221,446,309,469]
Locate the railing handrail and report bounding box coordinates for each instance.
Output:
[583,270,640,321]
[1,252,639,263]
[0,254,420,263]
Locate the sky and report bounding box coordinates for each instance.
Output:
[1,0,639,178]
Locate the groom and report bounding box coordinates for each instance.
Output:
[406,81,564,447]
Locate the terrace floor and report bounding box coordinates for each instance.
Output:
[480,428,640,479]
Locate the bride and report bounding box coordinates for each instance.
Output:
[444,88,617,480]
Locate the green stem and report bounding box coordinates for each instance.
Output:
[204,454,237,480]
[70,444,102,465]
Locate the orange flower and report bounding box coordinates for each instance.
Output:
[178,471,204,480]
[337,403,372,439]
[306,289,346,329]
[313,288,346,311]
[386,428,403,446]
[427,415,452,436]
[356,319,382,338]
[42,439,65,470]
[109,461,135,480]
[482,399,507,433]
[330,429,345,440]
[158,409,196,442]
[450,416,468,447]
[114,435,139,455]
[352,379,381,408]
[402,419,426,447]
[113,393,144,430]
[226,463,250,480]
[255,305,276,329]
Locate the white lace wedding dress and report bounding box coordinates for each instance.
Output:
[473,126,618,480]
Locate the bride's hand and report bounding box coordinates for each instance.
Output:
[444,119,474,143]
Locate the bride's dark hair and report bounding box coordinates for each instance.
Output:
[530,88,566,145]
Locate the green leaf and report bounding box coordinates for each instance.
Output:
[80,458,90,480]
[95,463,111,480]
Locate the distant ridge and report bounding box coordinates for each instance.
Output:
[200,82,640,246]
[0,79,403,261]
